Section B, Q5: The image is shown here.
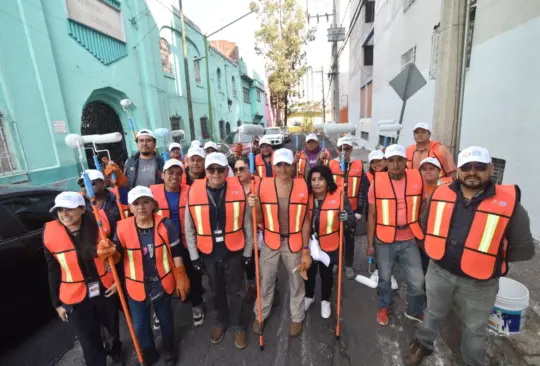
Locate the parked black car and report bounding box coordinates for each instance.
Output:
[0,186,62,356]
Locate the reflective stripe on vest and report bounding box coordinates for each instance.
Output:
[187,178,246,254]
[308,189,341,252]
[328,160,363,208]
[43,215,114,305]
[297,152,307,177]
[373,169,424,244]
[116,215,175,301]
[256,153,274,178]
[151,183,188,247]
[424,184,517,280]
[259,178,308,253]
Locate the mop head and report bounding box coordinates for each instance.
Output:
[81,132,123,144]
[323,123,356,137]
[239,124,264,136]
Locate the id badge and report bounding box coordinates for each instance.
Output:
[147,244,154,259]
[88,281,100,298]
[215,236,224,243]
[214,229,223,235]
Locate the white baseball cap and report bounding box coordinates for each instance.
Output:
[50,191,86,212]
[168,142,181,152]
[163,159,184,172]
[337,137,353,148]
[136,129,156,140]
[187,146,205,159]
[305,133,319,143]
[76,169,105,186]
[190,140,202,148]
[273,148,294,165]
[457,146,491,168]
[205,152,228,169]
[384,144,407,159]
[413,123,430,132]
[259,136,273,147]
[419,157,441,170]
[368,150,385,163]
[204,141,218,151]
[128,186,155,204]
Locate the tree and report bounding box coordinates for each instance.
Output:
[251,0,315,126]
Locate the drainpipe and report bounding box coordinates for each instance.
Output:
[451,0,471,158]
[204,37,215,140]
[132,46,151,128]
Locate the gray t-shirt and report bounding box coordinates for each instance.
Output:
[136,158,157,187]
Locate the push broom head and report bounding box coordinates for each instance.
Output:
[81,132,123,144]
[323,123,356,137]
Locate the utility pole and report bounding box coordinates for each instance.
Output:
[179,0,196,141]
[331,0,340,123]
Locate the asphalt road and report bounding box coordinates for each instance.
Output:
[1,134,535,366]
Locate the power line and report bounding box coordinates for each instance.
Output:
[339,0,353,27]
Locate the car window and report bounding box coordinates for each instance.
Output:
[0,204,28,240]
[265,128,280,135]
[1,192,58,232]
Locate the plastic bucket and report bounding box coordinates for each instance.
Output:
[488,277,529,335]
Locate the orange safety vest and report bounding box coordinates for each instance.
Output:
[255,153,275,178]
[297,152,308,178]
[116,215,176,301]
[424,184,517,280]
[373,169,424,243]
[43,213,114,305]
[406,141,448,177]
[329,159,364,209]
[187,178,246,255]
[151,184,188,247]
[308,189,342,252]
[366,171,374,185]
[259,178,309,252]
[320,148,331,166]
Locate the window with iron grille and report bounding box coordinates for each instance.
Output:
[0,117,16,174]
[243,87,250,103]
[378,135,396,146]
[257,90,261,102]
[194,59,201,84]
[401,45,416,67]
[217,68,222,90]
[365,1,375,23]
[429,24,440,79]
[361,131,369,140]
[160,39,172,74]
[466,2,477,68]
[200,117,210,139]
[170,116,184,142]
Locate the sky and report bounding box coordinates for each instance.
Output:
[175,0,350,105]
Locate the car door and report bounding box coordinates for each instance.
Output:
[0,191,59,350]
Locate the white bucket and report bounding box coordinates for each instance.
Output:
[488,277,529,335]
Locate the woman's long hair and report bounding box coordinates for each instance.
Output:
[58,209,99,261]
[307,165,338,195]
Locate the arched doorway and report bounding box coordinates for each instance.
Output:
[81,101,128,170]
[225,122,231,136]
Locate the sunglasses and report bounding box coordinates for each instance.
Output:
[338,146,353,152]
[206,166,227,174]
[275,162,291,168]
[78,179,101,188]
[234,167,247,173]
[460,162,488,172]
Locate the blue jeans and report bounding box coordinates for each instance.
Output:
[416,261,499,366]
[128,294,175,350]
[375,239,425,316]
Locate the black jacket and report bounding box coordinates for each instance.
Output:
[124,152,165,189]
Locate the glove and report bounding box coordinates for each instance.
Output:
[338,210,349,222]
[192,258,205,275]
[242,255,253,269]
[173,265,190,301]
[97,239,119,263]
[355,213,362,221]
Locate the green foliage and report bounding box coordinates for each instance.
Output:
[251,0,315,123]
[302,114,314,133]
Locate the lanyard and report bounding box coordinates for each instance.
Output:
[206,186,225,230]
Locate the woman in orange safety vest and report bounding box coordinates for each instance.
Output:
[115,186,189,365]
[44,191,122,366]
[304,165,355,320]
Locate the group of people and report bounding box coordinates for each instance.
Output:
[44,123,535,366]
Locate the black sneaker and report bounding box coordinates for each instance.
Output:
[192,306,204,326]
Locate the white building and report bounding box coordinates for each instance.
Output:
[459,0,540,239]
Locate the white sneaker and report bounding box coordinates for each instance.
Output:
[192,306,204,326]
[321,301,331,319]
[152,313,160,330]
[304,297,314,312]
[391,276,399,290]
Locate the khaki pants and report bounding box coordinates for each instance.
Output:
[254,239,305,323]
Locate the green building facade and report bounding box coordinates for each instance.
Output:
[0,0,265,189]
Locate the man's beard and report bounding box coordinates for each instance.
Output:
[140,150,153,157]
[460,175,487,189]
[389,171,405,180]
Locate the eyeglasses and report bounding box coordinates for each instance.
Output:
[206,166,227,174]
[234,167,247,173]
[460,162,489,172]
[78,180,100,188]
[338,146,353,152]
[275,162,291,168]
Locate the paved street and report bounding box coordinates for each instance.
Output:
[1,135,539,366]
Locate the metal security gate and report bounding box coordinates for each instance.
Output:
[81,101,128,170]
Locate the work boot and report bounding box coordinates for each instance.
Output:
[244,285,257,304]
[252,319,265,334]
[272,288,280,308]
[235,330,248,349]
[141,348,159,366]
[163,343,178,366]
[211,327,225,344]
[289,321,303,338]
[377,308,391,326]
[107,340,123,366]
[404,339,433,365]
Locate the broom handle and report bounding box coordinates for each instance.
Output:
[110,172,126,220]
[83,174,143,364]
[336,151,346,339]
